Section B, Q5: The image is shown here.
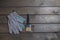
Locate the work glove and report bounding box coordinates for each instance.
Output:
[8,12,26,34]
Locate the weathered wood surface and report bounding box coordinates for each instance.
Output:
[0,33,60,40]
[0,34,14,40]
[0,0,60,40]
[0,0,60,6]
[0,7,60,14]
[1,7,60,23]
[0,24,8,33]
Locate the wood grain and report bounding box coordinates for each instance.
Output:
[0,0,60,6]
[0,34,14,40]
[0,24,8,33]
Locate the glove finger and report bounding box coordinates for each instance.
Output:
[17,23,23,32]
[12,27,19,34]
[8,15,13,34]
[12,22,19,34]
[8,21,13,34]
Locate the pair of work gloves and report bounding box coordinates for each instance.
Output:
[8,12,26,34]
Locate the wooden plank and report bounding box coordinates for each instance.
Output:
[0,7,60,15]
[0,7,37,14]
[0,0,60,6]
[1,23,60,33]
[29,15,60,23]
[0,33,34,40]
[0,0,42,6]
[32,24,60,32]
[0,33,60,40]
[0,33,35,40]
